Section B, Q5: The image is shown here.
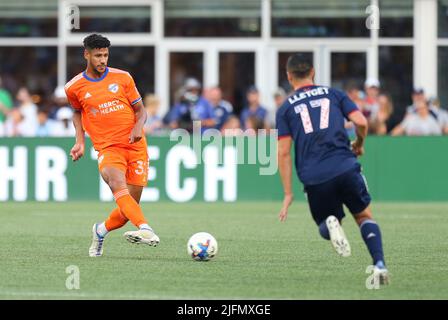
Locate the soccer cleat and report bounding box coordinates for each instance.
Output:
[373,262,390,285]
[89,223,105,257]
[124,228,160,247]
[326,215,351,257]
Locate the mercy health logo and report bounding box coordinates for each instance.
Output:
[98,99,124,115]
[108,83,119,94]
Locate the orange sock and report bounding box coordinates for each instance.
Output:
[113,188,148,228]
[105,207,128,231]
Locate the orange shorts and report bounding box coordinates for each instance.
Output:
[97,145,149,187]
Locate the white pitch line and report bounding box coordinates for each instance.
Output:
[0,291,194,299]
[0,290,257,300]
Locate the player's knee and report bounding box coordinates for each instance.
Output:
[354,210,373,226]
[318,221,330,240]
[101,168,126,192]
[107,176,126,192]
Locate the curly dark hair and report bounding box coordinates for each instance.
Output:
[83,34,110,50]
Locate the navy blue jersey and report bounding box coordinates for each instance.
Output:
[276,85,359,186]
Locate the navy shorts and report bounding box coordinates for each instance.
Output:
[304,165,371,226]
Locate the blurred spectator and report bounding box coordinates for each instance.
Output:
[369,93,394,135]
[221,115,243,136]
[168,78,215,133]
[405,89,448,134]
[0,76,13,134]
[273,87,287,109]
[143,94,164,135]
[244,115,264,132]
[428,97,448,134]
[406,87,427,114]
[240,86,269,130]
[4,108,26,137]
[54,106,76,136]
[204,86,233,131]
[346,82,365,108]
[345,82,365,138]
[363,78,380,120]
[16,87,38,136]
[271,87,288,130]
[36,109,59,137]
[49,86,70,120]
[391,99,442,136]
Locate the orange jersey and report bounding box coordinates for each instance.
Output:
[65,67,146,151]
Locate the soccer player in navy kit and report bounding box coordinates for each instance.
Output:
[276,54,389,284]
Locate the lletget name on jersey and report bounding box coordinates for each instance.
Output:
[98,99,125,115]
[288,86,329,104]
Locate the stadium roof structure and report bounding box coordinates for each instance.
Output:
[0,0,414,19]
[0,0,57,18]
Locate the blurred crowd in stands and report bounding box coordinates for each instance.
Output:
[0,74,447,138]
[345,78,448,137]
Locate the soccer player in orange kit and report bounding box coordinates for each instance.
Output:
[65,34,159,257]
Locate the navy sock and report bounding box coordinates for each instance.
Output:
[360,220,385,266]
[318,221,330,240]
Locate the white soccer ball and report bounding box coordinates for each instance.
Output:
[187,232,218,261]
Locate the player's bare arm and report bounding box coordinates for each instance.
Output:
[70,109,85,161]
[277,136,294,222]
[129,100,147,144]
[348,110,368,157]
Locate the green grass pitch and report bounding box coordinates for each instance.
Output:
[0,201,447,299]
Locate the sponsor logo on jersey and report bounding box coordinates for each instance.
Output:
[84,92,92,99]
[98,99,125,115]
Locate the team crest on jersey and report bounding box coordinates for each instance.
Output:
[108,83,119,93]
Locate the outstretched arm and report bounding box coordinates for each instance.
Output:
[278,136,294,222]
[130,100,147,144]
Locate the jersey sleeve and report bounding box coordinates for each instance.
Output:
[125,74,142,106]
[338,91,359,119]
[64,86,82,110]
[276,106,292,139]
